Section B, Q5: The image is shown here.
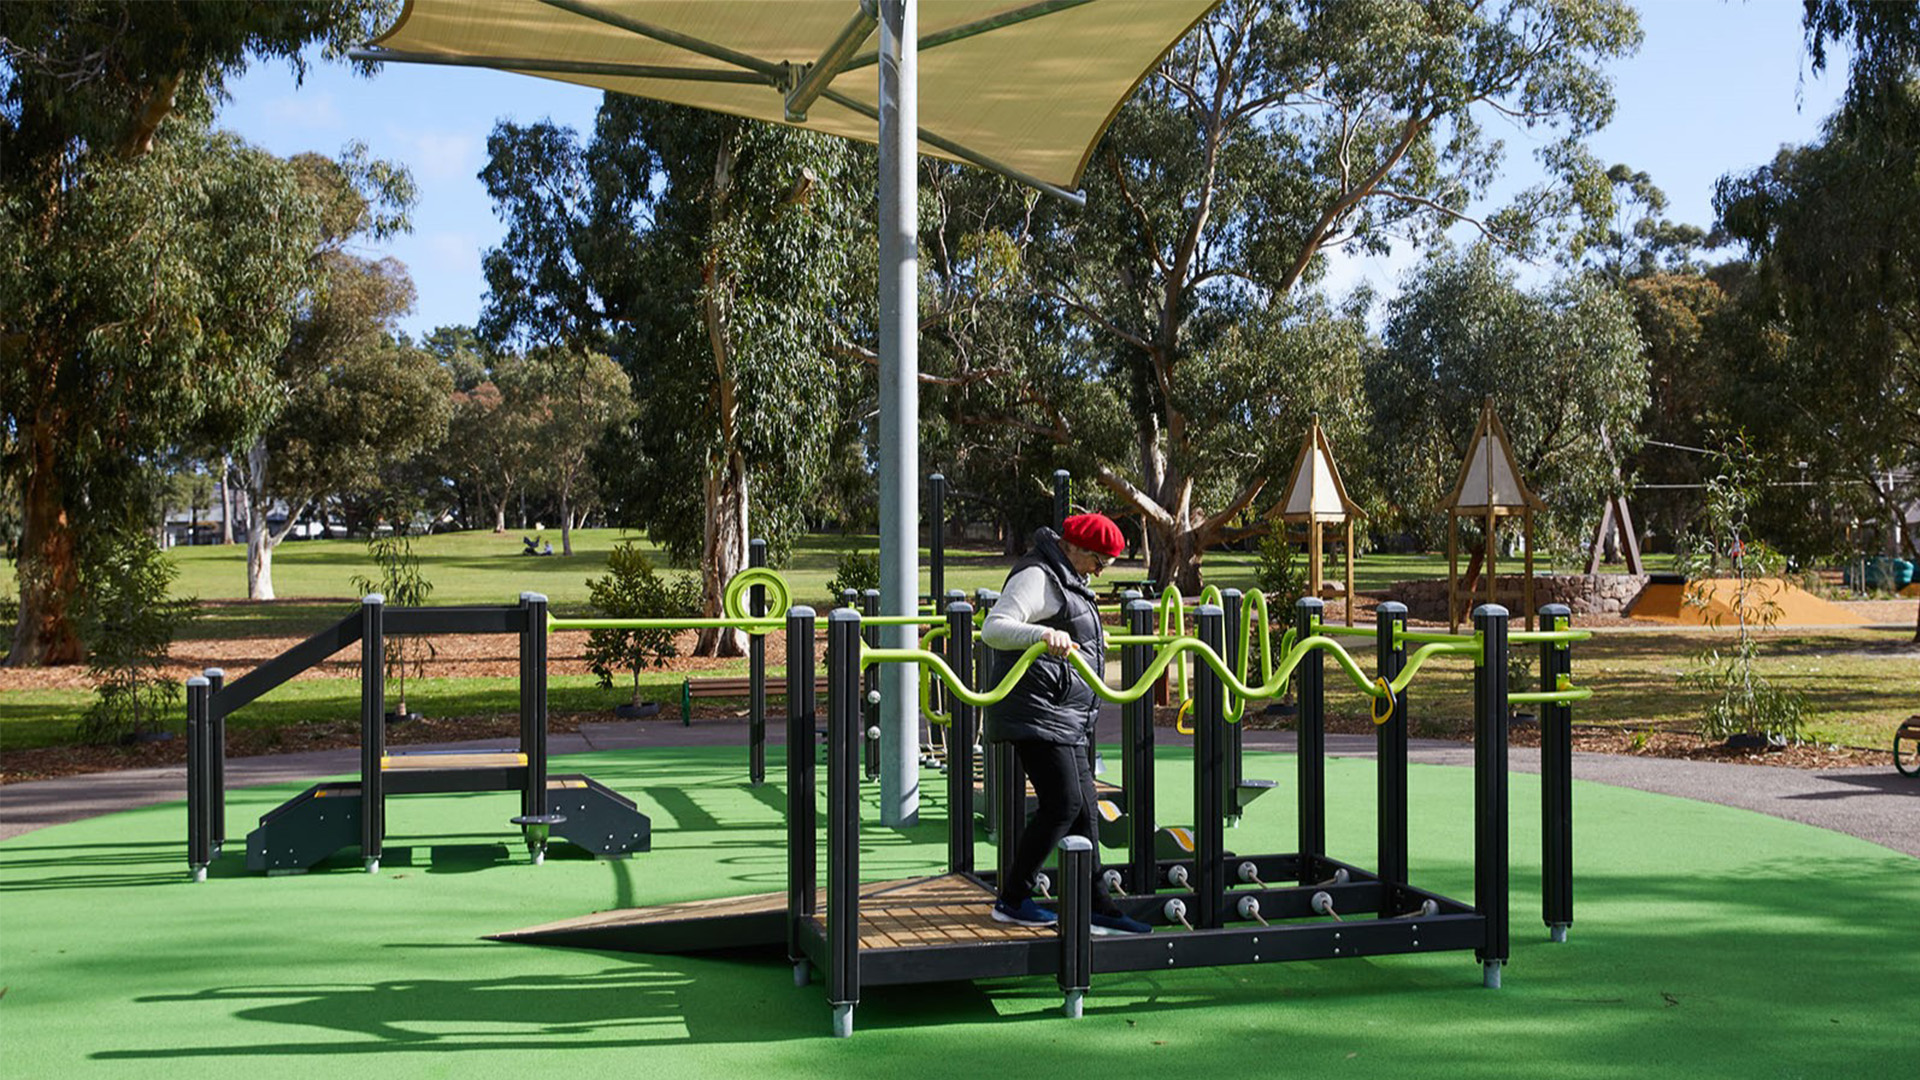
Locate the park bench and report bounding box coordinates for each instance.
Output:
[681,673,832,727]
[1896,716,1920,777]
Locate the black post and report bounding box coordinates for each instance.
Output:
[360,593,386,872]
[785,606,818,980]
[1474,604,1511,987]
[860,589,881,782]
[204,667,226,850]
[826,608,863,1036]
[186,676,211,881]
[749,539,768,786]
[1057,834,1094,1019]
[1122,599,1156,893]
[521,593,550,820]
[1375,602,1410,915]
[1053,469,1071,531]
[946,601,977,875]
[1540,603,1574,942]
[1294,597,1326,883]
[1222,589,1244,818]
[1193,604,1226,928]
[976,590,1002,842]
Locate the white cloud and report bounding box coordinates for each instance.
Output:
[261,93,343,130]
[391,129,481,182]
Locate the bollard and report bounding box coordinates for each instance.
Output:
[1540,603,1574,941]
[1474,604,1510,987]
[1375,601,1409,915]
[1057,834,1094,1018]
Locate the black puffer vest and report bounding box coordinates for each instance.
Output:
[984,528,1105,745]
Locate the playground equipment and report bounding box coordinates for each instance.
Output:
[184,593,651,880]
[494,589,1592,1038]
[1276,414,1363,626]
[1443,399,1544,631]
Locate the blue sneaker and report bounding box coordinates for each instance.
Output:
[1091,910,1152,935]
[992,898,1058,927]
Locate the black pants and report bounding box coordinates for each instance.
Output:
[1001,738,1116,913]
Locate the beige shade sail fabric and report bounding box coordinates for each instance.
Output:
[368,0,1219,191]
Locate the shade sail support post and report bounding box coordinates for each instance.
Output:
[785,3,881,121]
[877,0,920,828]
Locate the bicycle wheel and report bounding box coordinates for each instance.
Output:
[1896,730,1920,778]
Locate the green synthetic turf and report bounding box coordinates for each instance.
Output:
[0,747,1912,1079]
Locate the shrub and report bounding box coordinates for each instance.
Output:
[826,550,880,608]
[349,534,435,718]
[583,544,698,706]
[1254,530,1307,605]
[77,529,196,744]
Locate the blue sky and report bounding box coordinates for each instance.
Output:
[217,1,1849,339]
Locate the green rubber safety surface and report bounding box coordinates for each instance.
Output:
[1,746,1913,1080]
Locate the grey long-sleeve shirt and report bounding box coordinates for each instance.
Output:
[982,564,1087,651]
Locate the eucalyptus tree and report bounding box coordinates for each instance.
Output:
[0,0,389,663]
[482,97,873,655]
[227,151,447,600]
[959,0,1637,590]
[1366,245,1648,549]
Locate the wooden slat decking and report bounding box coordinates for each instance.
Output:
[813,874,1053,951]
[382,752,526,771]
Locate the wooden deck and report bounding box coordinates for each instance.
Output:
[382,751,526,771]
[818,874,1052,951]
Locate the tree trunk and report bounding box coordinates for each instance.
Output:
[1145,515,1206,596]
[219,456,236,545]
[493,501,508,534]
[558,482,574,557]
[240,439,277,600]
[6,425,84,666]
[696,448,749,657]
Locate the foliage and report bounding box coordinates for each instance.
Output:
[1673,438,1812,744]
[950,0,1640,592]
[1712,84,1920,572]
[349,534,435,717]
[509,346,633,556]
[1801,0,1920,110]
[582,544,698,706]
[74,530,195,742]
[481,99,874,655]
[825,551,881,608]
[75,528,196,744]
[1254,531,1308,606]
[0,1,392,663]
[1366,245,1650,549]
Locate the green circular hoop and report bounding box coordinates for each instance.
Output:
[721,567,790,634]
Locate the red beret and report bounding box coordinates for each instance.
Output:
[1062,513,1125,558]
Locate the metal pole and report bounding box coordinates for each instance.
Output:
[826,608,864,1037]
[876,0,921,829]
[523,593,550,821]
[360,593,385,873]
[1193,604,1225,929]
[1053,469,1071,530]
[186,676,210,881]
[946,601,976,874]
[1375,601,1409,915]
[1294,597,1326,882]
[929,474,946,609]
[1540,603,1574,941]
[1122,599,1156,893]
[1057,834,1093,1018]
[1474,603,1511,987]
[204,667,226,850]
[749,539,768,786]
[785,606,818,984]
[1222,589,1244,821]
[862,589,881,782]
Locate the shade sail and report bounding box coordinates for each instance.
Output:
[1280,417,1360,524]
[365,0,1217,192]
[1441,400,1544,514]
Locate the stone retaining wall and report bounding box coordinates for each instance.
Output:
[1388,573,1649,622]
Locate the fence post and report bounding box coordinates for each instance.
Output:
[826,608,864,1037]
[1122,598,1156,893]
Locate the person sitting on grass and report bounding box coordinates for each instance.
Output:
[981,512,1150,935]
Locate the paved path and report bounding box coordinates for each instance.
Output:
[3,714,1915,858]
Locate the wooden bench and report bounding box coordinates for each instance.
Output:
[1896,716,1920,777]
[681,674,832,727]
